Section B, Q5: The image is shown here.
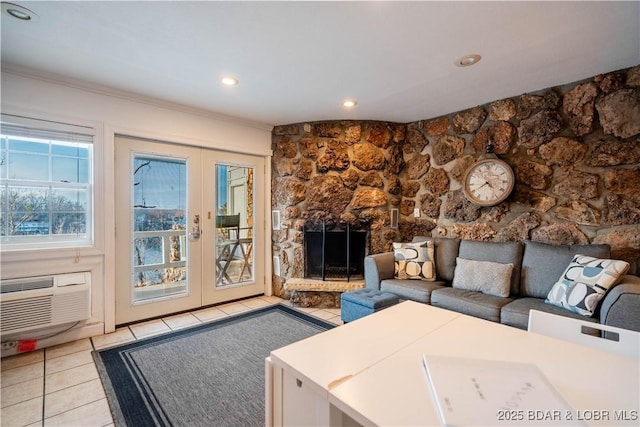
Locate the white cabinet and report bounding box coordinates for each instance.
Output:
[281,369,330,426]
[266,357,347,426]
[266,302,639,427]
[265,302,459,427]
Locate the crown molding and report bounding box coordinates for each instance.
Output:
[1,64,274,132]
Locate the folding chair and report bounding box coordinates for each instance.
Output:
[528,309,639,359]
[215,214,240,284]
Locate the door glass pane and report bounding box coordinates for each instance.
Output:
[215,164,253,286]
[132,156,187,302]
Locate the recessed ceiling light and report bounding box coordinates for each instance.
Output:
[455,54,481,67]
[343,99,358,108]
[221,76,239,86]
[2,2,38,21]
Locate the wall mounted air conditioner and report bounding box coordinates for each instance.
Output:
[0,272,91,336]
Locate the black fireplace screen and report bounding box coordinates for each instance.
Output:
[304,222,368,281]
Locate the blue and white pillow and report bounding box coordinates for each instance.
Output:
[393,241,436,281]
[545,254,629,316]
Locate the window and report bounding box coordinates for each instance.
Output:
[0,115,94,250]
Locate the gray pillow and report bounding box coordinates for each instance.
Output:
[458,240,523,296]
[452,257,514,297]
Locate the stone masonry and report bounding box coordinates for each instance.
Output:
[271,65,640,299]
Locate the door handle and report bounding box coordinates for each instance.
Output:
[190,214,201,240]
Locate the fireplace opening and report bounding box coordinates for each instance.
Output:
[304,221,369,281]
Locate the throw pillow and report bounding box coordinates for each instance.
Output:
[393,241,436,281]
[452,258,513,298]
[545,255,630,316]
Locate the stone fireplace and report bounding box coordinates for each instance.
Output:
[303,221,368,281]
[271,65,640,306]
[282,217,370,308]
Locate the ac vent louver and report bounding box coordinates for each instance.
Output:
[1,296,53,332]
[1,278,54,294]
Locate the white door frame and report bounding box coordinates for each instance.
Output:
[110,133,271,328]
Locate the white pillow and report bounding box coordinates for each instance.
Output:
[546,254,630,316]
[452,258,513,298]
[393,241,436,281]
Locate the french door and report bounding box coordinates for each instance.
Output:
[115,136,265,325]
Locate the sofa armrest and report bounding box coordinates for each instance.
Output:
[599,274,640,332]
[364,252,395,290]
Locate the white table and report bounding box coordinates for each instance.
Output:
[266,301,461,426]
[266,301,640,426]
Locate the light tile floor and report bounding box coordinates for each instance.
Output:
[0,296,343,427]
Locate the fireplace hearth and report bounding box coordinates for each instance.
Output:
[303,221,368,281]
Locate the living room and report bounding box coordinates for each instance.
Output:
[1,2,639,426]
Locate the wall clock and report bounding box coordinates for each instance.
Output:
[462,158,515,206]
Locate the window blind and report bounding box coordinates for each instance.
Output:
[0,114,94,143]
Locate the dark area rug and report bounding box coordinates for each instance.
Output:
[92,304,335,427]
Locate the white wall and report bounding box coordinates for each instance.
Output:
[1,70,273,351]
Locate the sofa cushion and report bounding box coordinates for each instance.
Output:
[412,237,460,282]
[452,258,513,297]
[545,255,630,316]
[430,287,515,323]
[393,241,435,281]
[457,240,524,296]
[520,240,610,299]
[598,277,640,332]
[380,279,447,304]
[501,297,599,330]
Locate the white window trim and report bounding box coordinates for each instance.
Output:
[0,111,104,261]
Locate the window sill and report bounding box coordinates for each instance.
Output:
[1,245,104,263]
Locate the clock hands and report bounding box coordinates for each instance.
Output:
[478,182,495,195]
[463,158,515,206]
[471,174,507,201]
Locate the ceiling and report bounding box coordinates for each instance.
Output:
[1,1,639,128]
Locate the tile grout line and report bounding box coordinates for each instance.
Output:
[160,318,172,333]
[43,376,102,397]
[41,348,47,427]
[20,301,320,427]
[4,298,290,427]
[40,335,111,425]
[91,333,116,427]
[42,396,106,424]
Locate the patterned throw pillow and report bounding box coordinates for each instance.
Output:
[393,241,436,281]
[545,254,630,316]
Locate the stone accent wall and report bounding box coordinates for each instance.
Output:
[271,65,640,299]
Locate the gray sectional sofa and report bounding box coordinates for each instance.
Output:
[364,237,640,331]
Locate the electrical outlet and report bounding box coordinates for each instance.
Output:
[272,210,281,230]
[413,208,420,218]
[1,341,17,351]
[273,256,281,277]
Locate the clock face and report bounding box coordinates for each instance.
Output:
[463,159,515,206]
